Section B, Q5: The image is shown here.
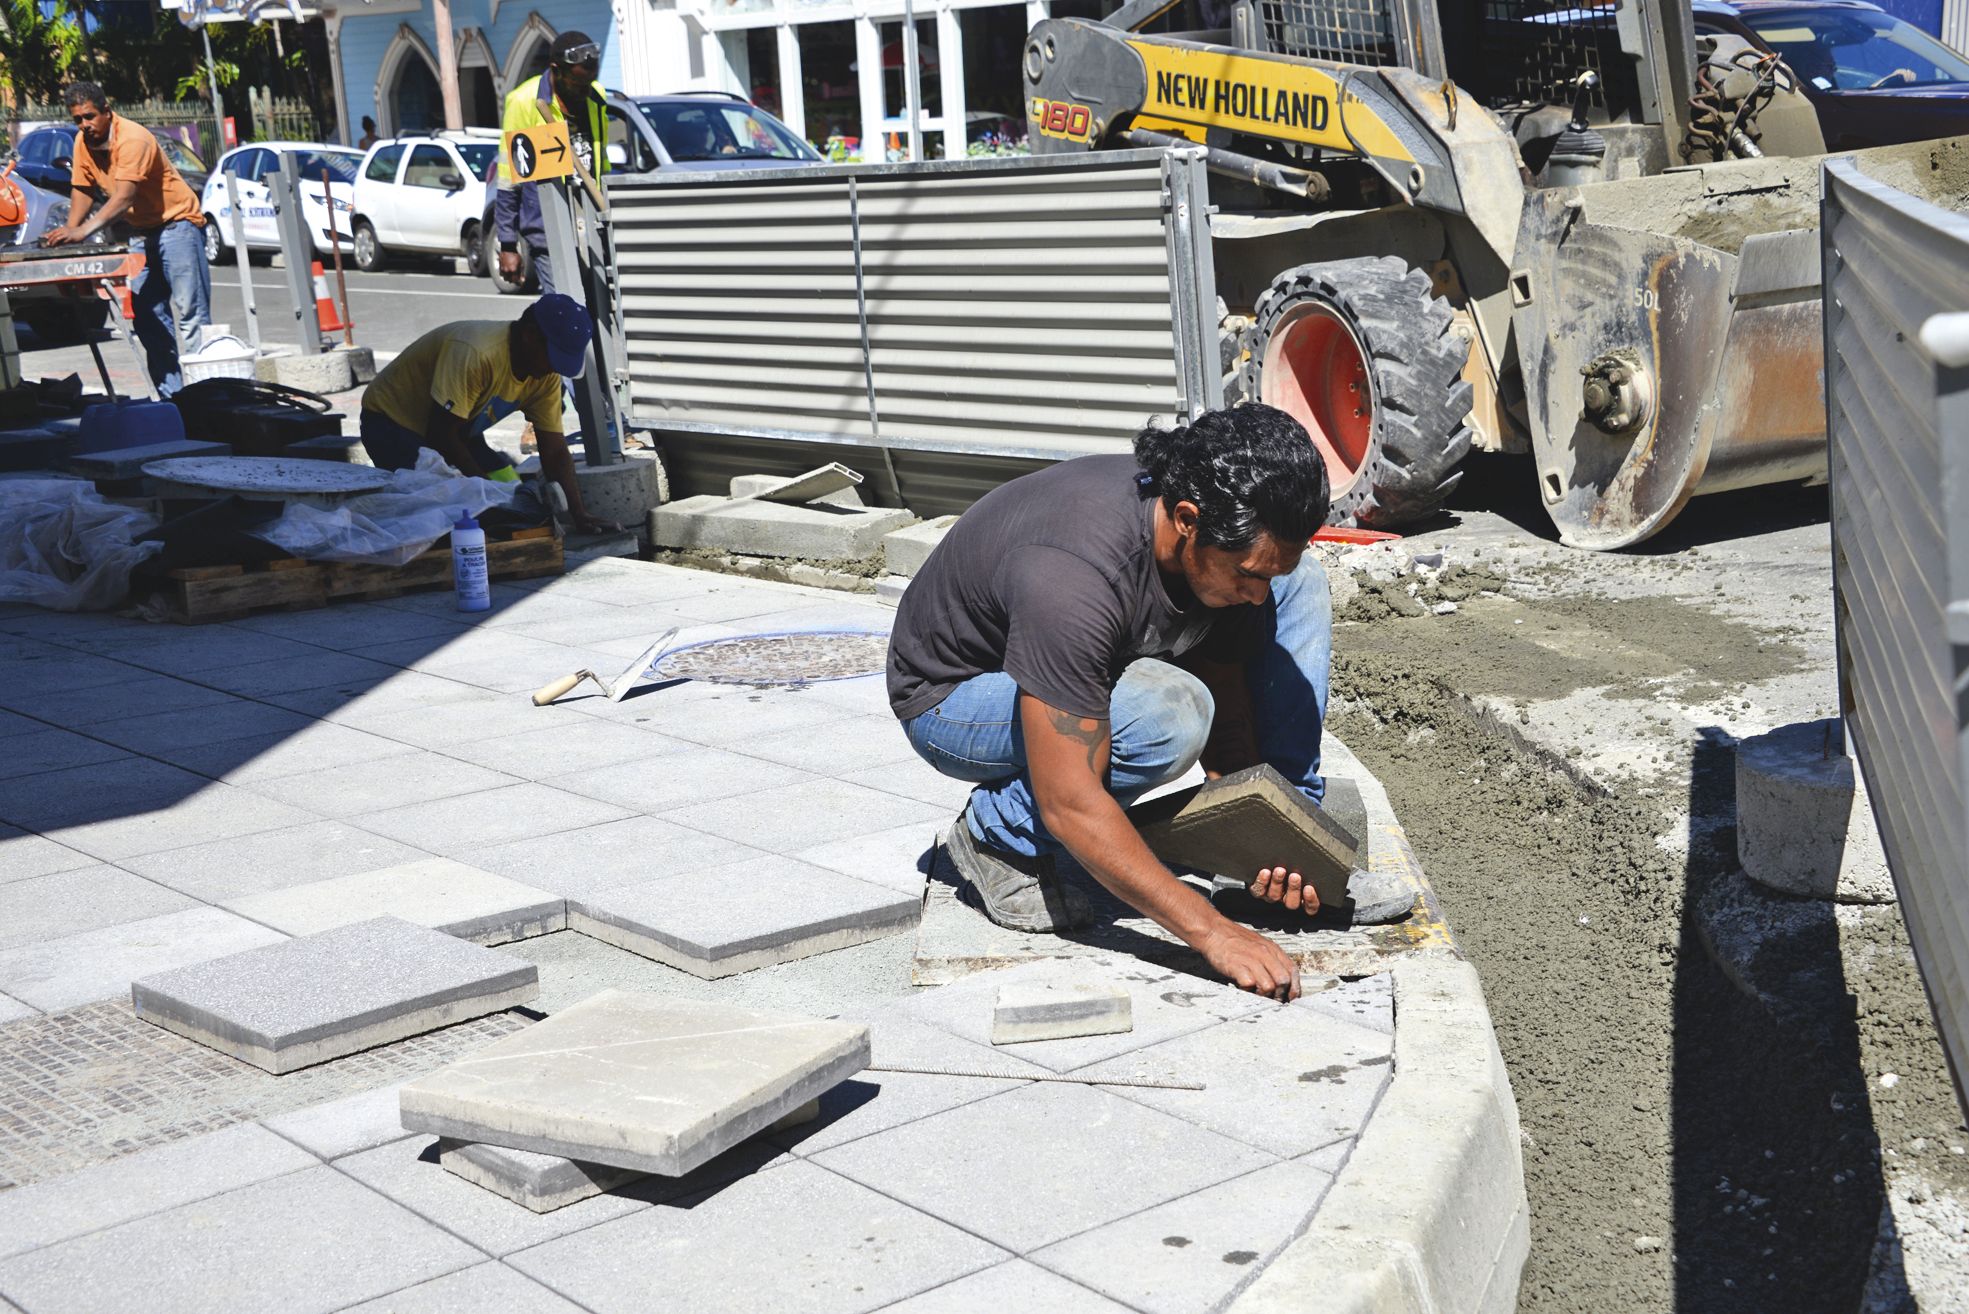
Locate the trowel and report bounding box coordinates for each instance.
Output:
[531,628,678,706]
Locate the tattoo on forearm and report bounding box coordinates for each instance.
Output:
[1046,707,1110,777]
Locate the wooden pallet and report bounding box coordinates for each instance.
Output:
[146,528,562,623]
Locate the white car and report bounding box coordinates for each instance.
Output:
[201,142,362,264]
[349,132,501,274]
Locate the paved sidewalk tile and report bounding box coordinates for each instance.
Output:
[266,672,484,723]
[736,718,921,775]
[549,745,813,814]
[0,827,95,886]
[122,820,430,902]
[0,992,33,1023]
[451,721,695,778]
[0,1122,315,1262]
[625,684,860,745]
[0,673,234,728]
[882,1260,1133,1312]
[841,761,977,811]
[0,758,213,832]
[0,867,196,952]
[793,820,941,897]
[465,816,768,902]
[167,724,421,784]
[229,602,470,650]
[811,1082,1274,1254]
[0,906,287,1011]
[197,652,404,700]
[355,633,620,696]
[0,648,143,698]
[262,1085,415,1161]
[0,729,127,782]
[0,708,44,738]
[0,1165,479,1314]
[101,629,329,679]
[1073,1005,1393,1159]
[339,694,565,751]
[339,1262,589,1313]
[360,784,632,854]
[246,752,521,819]
[669,779,944,852]
[85,699,312,756]
[507,1159,1007,1314]
[225,859,564,945]
[40,787,321,864]
[1297,971,1394,1034]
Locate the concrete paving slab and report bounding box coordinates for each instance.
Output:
[261,1085,415,1160]
[0,757,216,832]
[735,718,921,775]
[812,1081,1275,1254]
[793,818,941,897]
[452,721,695,778]
[899,958,1265,1074]
[246,751,522,818]
[224,859,564,945]
[0,826,95,885]
[1297,972,1394,1034]
[0,672,233,727]
[0,729,128,781]
[121,820,430,902]
[1074,1004,1393,1159]
[732,463,863,504]
[228,601,470,650]
[399,990,868,1175]
[96,628,328,679]
[0,1164,479,1314]
[339,1261,589,1314]
[0,1121,316,1263]
[881,515,958,577]
[551,745,814,813]
[66,437,228,479]
[0,647,138,697]
[39,785,323,864]
[265,672,486,724]
[842,760,978,811]
[360,784,634,855]
[132,916,540,1074]
[992,980,1133,1045]
[0,992,34,1023]
[166,723,422,784]
[465,816,770,902]
[506,1158,1007,1314]
[666,778,945,852]
[356,633,623,696]
[0,708,45,738]
[0,866,198,952]
[884,1260,1134,1312]
[1030,1158,1335,1314]
[0,906,288,1011]
[1128,764,1358,909]
[651,494,912,561]
[195,652,404,700]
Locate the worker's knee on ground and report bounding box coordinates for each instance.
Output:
[1110,660,1214,786]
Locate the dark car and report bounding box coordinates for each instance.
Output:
[11,123,211,198]
[1693,0,1969,149]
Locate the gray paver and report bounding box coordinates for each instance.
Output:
[570,860,917,978]
[650,494,912,560]
[335,1135,649,1257]
[266,672,485,723]
[224,859,564,945]
[793,819,941,897]
[0,866,197,952]
[0,1164,479,1314]
[165,723,419,784]
[261,1085,416,1160]
[46,786,322,864]
[359,784,633,854]
[0,647,141,697]
[466,815,770,902]
[356,633,621,696]
[549,745,813,813]
[121,820,431,902]
[0,708,43,738]
[246,751,522,818]
[339,692,573,750]
[1030,1158,1335,1314]
[0,1121,316,1262]
[813,1081,1275,1254]
[841,759,978,810]
[666,778,944,852]
[0,992,33,1023]
[1129,764,1358,908]
[451,721,695,778]
[0,826,94,885]
[507,1158,1007,1314]
[228,601,470,650]
[0,729,127,782]
[197,652,403,699]
[1073,1003,1393,1159]
[881,516,959,578]
[0,906,287,1011]
[0,673,234,727]
[97,628,327,679]
[883,1261,1133,1312]
[399,990,868,1175]
[590,681,857,743]
[132,916,540,1074]
[992,980,1133,1045]
[339,1262,589,1313]
[86,699,313,755]
[0,757,215,831]
[736,718,920,775]
[1297,971,1394,1034]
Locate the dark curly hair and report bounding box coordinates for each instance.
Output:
[1133,404,1329,549]
[64,82,108,112]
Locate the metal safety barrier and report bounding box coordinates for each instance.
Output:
[607,149,1218,513]
[1823,156,1969,1114]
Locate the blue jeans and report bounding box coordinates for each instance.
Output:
[902,553,1333,857]
[131,219,211,397]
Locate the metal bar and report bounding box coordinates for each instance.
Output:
[85,335,116,400]
[100,276,156,400]
[321,165,353,347]
[265,162,322,354]
[538,177,617,466]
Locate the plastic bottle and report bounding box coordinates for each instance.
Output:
[451,510,490,612]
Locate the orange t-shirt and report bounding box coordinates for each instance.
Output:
[69,115,204,230]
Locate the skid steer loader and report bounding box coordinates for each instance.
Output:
[1023,0,1969,547]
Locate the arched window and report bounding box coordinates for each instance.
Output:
[502,13,558,101]
[375,24,443,135]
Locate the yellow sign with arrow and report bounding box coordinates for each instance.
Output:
[504,122,574,183]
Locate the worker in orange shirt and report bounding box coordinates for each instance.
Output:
[42,82,211,396]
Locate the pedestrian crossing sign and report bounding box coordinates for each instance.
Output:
[506,122,574,182]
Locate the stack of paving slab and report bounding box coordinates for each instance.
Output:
[398,990,870,1213]
[876,514,959,605]
[650,463,915,563]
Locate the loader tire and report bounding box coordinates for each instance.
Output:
[1240,256,1473,529]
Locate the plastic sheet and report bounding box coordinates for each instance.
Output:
[249,451,532,567]
[0,478,165,611]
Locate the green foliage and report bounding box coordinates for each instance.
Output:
[0,0,86,103]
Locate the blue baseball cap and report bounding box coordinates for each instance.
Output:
[525,293,591,378]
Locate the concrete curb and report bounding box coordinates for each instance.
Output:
[1231,955,1530,1314]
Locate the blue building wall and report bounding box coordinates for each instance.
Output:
[338,0,624,141]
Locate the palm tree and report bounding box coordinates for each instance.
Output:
[0,0,86,105]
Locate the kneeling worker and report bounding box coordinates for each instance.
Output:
[888,405,1365,1001]
[358,294,618,533]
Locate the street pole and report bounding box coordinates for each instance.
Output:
[202,17,260,349]
[901,0,923,162]
[432,0,463,131]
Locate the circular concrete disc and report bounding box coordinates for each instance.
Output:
[655,631,889,686]
[141,456,392,500]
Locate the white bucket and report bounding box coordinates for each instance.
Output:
[181,333,255,384]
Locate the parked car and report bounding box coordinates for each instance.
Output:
[0,166,107,340]
[201,143,362,264]
[11,123,209,198]
[1694,0,1969,148]
[349,130,502,275]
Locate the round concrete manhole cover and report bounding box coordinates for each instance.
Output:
[655,631,889,686]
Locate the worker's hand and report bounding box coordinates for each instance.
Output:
[498,250,521,280]
[1197,920,1301,1000]
[1248,865,1320,917]
[40,224,82,247]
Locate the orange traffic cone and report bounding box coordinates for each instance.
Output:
[310,262,349,335]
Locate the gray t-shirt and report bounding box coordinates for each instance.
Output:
[887,453,1267,721]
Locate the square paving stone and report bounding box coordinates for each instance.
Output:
[0,708,44,738]
[0,866,196,952]
[338,1262,589,1314]
[132,916,540,1074]
[87,699,313,756]
[166,723,421,784]
[1297,970,1394,1033]
[0,992,33,1024]
[359,784,632,854]
[568,860,918,979]
[0,672,234,727]
[1128,764,1359,908]
[230,601,470,650]
[0,827,94,885]
[40,784,321,864]
[1030,1158,1335,1314]
[0,729,127,782]
[0,647,142,697]
[339,693,569,750]
[506,1158,1007,1314]
[121,820,430,902]
[884,1261,1133,1313]
[266,672,485,723]
[0,906,287,1011]
[197,652,404,699]
[841,760,978,810]
[247,751,522,818]
[224,859,564,945]
[262,1085,415,1160]
[810,1081,1275,1254]
[452,721,695,779]
[992,980,1133,1045]
[617,682,860,745]
[0,757,210,832]
[102,629,328,679]
[398,990,869,1175]
[466,816,770,902]
[549,745,813,813]
[736,718,922,775]
[793,819,941,898]
[665,778,945,852]
[0,1164,479,1314]
[1072,1003,1393,1159]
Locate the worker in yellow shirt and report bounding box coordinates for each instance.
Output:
[358,294,618,533]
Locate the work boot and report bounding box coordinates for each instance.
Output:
[944,812,1094,934]
[1343,868,1414,925]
